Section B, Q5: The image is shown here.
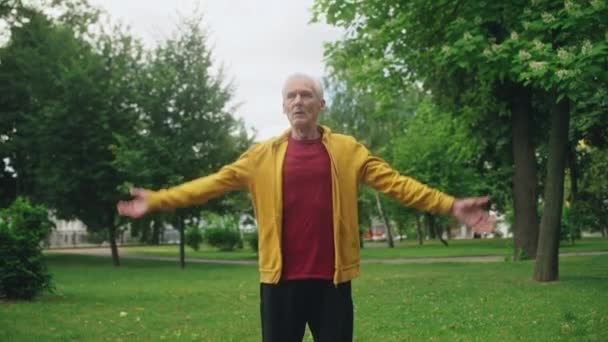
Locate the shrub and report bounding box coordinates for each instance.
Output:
[561,205,584,245]
[205,228,241,251]
[0,197,54,300]
[245,232,258,253]
[185,225,203,251]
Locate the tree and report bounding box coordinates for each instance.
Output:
[500,2,608,282]
[0,1,143,266]
[321,78,417,247]
[313,1,608,276]
[391,100,490,245]
[112,14,252,268]
[313,0,541,259]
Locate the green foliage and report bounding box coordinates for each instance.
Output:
[392,101,484,196]
[0,2,142,267]
[110,13,253,242]
[185,225,203,251]
[561,205,584,245]
[202,212,242,251]
[205,228,241,252]
[1,2,254,268]
[0,197,54,299]
[322,78,422,245]
[245,232,258,254]
[576,141,608,234]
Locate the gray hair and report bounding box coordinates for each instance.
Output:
[282,73,324,100]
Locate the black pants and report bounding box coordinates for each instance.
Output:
[260,280,353,342]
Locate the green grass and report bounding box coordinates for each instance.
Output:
[122,244,258,260]
[119,238,608,260]
[361,237,608,259]
[2,254,607,341]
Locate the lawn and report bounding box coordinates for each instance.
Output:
[1,254,607,341]
[117,238,608,261]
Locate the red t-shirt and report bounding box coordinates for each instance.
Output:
[281,135,335,280]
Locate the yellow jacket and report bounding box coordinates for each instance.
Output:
[146,126,455,284]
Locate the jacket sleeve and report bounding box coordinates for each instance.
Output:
[358,146,454,215]
[145,145,258,211]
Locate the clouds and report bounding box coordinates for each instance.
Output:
[90,0,342,140]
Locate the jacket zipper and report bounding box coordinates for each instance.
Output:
[322,134,341,285]
[273,139,287,283]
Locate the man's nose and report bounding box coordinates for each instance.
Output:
[294,94,303,104]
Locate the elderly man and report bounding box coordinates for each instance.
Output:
[117,73,489,342]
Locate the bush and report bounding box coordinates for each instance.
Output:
[0,197,54,300]
[185,225,203,251]
[245,232,258,253]
[561,205,584,245]
[86,229,108,244]
[205,228,241,251]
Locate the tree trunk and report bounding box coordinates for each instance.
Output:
[177,215,186,269]
[359,226,365,248]
[415,215,423,245]
[534,98,570,282]
[108,223,120,267]
[567,141,578,203]
[139,219,149,244]
[510,84,539,260]
[374,192,394,248]
[151,219,161,245]
[437,225,449,247]
[426,214,447,246]
[424,213,436,239]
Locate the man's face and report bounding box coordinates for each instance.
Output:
[282,78,325,129]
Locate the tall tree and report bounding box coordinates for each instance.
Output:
[313,1,608,271]
[321,78,417,247]
[391,100,490,244]
[112,14,252,268]
[313,0,541,259]
[0,1,142,265]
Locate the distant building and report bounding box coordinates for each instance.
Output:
[45,213,258,248]
[46,216,138,248]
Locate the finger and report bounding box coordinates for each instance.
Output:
[475,196,490,207]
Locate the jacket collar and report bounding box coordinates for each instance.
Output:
[272,125,332,146]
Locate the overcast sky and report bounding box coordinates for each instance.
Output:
[88,0,343,140]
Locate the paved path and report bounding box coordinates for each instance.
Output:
[46,247,608,265]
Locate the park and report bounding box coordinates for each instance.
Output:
[1,0,608,341]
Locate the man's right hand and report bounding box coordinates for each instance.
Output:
[117,188,149,219]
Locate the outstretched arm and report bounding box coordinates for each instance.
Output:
[360,151,490,226]
[116,145,257,219]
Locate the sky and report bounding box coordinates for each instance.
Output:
[88,0,343,140]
